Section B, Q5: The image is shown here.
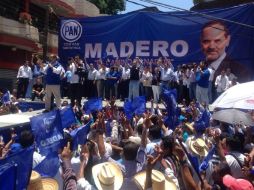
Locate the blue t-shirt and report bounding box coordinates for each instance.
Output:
[196,69,210,88]
[106,71,120,85]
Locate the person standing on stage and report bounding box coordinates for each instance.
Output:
[128,58,141,100]
[69,56,81,106]
[118,63,130,101]
[16,60,32,99]
[87,63,97,98]
[96,61,108,99]
[196,62,210,105]
[39,54,63,112]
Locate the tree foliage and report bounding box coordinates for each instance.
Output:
[88,0,125,15]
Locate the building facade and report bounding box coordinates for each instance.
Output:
[0,0,100,91]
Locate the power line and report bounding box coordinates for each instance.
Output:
[137,0,254,29]
[126,0,149,8]
[126,0,254,40]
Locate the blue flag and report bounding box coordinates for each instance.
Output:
[199,145,216,172]
[1,91,11,104]
[194,109,211,135]
[60,106,77,128]
[132,96,146,115]
[187,153,200,176]
[201,109,211,129]
[0,146,34,190]
[0,163,16,190]
[34,152,60,178]
[83,98,102,114]
[123,100,133,120]
[30,109,64,155]
[70,119,93,150]
[161,88,178,129]
[124,96,146,120]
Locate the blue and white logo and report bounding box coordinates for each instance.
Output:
[61,20,82,43]
[43,115,55,133]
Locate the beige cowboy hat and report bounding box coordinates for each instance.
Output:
[189,138,208,157]
[185,122,194,132]
[133,169,177,190]
[27,171,58,190]
[92,162,123,190]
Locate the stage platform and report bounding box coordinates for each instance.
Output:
[0,109,42,130]
[0,98,166,130]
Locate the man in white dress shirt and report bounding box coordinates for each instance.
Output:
[96,61,108,99]
[226,68,237,82]
[118,63,130,101]
[69,57,81,106]
[17,60,33,99]
[160,61,174,90]
[87,63,97,98]
[215,70,229,97]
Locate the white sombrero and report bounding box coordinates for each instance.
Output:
[133,169,177,190]
[189,138,208,157]
[92,162,123,190]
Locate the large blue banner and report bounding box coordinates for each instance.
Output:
[59,4,254,81]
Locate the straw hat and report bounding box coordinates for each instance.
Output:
[92,162,123,190]
[189,138,208,157]
[128,136,142,145]
[27,171,58,190]
[133,169,177,190]
[185,122,194,132]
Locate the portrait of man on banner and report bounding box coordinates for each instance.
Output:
[200,20,251,83]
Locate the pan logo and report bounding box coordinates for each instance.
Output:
[61,20,82,42]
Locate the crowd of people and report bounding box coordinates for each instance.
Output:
[1,98,254,190]
[0,20,253,190]
[15,53,240,107]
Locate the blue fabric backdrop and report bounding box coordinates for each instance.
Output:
[59,4,254,75]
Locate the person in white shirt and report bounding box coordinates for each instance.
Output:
[214,70,229,97]
[118,63,130,101]
[69,56,81,106]
[87,63,98,98]
[140,66,153,100]
[96,61,108,99]
[189,63,197,101]
[16,60,33,99]
[151,67,161,103]
[228,78,239,88]
[160,61,174,90]
[181,65,190,103]
[226,68,237,82]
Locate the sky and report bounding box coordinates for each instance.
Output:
[121,0,194,14]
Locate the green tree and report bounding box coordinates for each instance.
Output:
[88,0,125,15]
